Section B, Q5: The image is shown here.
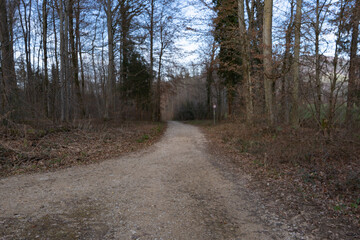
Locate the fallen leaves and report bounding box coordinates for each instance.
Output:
[0,121,166,177]
[196,120,360,238]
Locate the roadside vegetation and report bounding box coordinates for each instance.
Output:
[189,119,360,233]
[0,120,166,177]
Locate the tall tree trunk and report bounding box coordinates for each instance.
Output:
[42,0,50,117]
[156,40,164,122]
[263,0,274,125]
[206,41,216,117]
[150,0,155,120]
[52,3,59,122]
[104,0,116,119]
[75,0,85,108]
[346,0,360,124]
[69,0,85,118]
[281,0,294,124]
[314,0,322,124]
[59,0,67,121]
[238,0,253,123]
[18,0,33,105]
[0,0,17,113]
[290,0,302,127]
[91,11,101,117]
[64,0,70,121]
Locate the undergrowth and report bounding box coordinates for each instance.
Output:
[197,120,360,225]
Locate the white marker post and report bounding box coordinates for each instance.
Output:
[213,104,216,125]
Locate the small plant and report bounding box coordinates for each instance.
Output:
[350,198,360,209]
[137,134,150,143]
[333,204,346,211]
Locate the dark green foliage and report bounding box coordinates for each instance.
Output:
[121,49,152,111]
[213,0,242,109]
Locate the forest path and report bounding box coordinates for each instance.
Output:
[0,121,296,239]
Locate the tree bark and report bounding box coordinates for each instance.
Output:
[290,0,302,127]
[346,0,360,124]
[42,0,50,117]
[59,0,68,121]
[18,0,33,104]
[150,0,155,120]
[238,0,253,123]
[280,0,294,124]
[104,0,116,119]
[0,0,17,113]
[69,0,85,118]
[263,0,274,125]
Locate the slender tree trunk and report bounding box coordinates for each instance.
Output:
[104,0,115,119]
[18,0,33,104]
[156,42,163,122]
[346,0,360,124]
[42,0,50,117]
[328,1,345,128]
[290,0,302,127]
[64,0,71,121]
[238,0,253,123]
[52,3,59,122]
[281,1,294,124]
[314,0,322,124]
[263,0,274,125]
[75,0,85,108]
[91,12,102,117]
[0,0,17,113]
[206,41,216,117]
[69,0,85,118]
[150,0,155,119]
[59,0,67,121]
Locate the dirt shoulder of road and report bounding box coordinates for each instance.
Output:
[0,120,166,178]
[191,120,360,239]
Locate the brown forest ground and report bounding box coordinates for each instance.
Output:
[191,120,360,238]
[0,119,166,178]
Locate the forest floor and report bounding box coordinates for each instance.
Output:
[1,121,359,239]
[0,121,322,239]
[192,119,360,239]
[0,120,166,178]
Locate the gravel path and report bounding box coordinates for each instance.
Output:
[0,122,301,239]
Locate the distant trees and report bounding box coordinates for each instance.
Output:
[0,0,187,123]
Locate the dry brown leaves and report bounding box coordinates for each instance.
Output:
[197,120,360,238]
[0,120,166,178]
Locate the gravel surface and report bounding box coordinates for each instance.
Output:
[0,121,308,239]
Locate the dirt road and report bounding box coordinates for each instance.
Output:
[0,122,304,239]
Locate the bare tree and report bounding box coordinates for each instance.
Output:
[346,0,360,124]
[68,0,85,118]
[263,0,274,125]
[290,0,302,127]
[238,0,254,123]
[0,0,17,113]
[42,0,50,117]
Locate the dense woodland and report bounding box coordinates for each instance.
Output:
[205,0,359,129]
[0,0,190,123]
[0,0,359,128]
[1,0,360,232]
